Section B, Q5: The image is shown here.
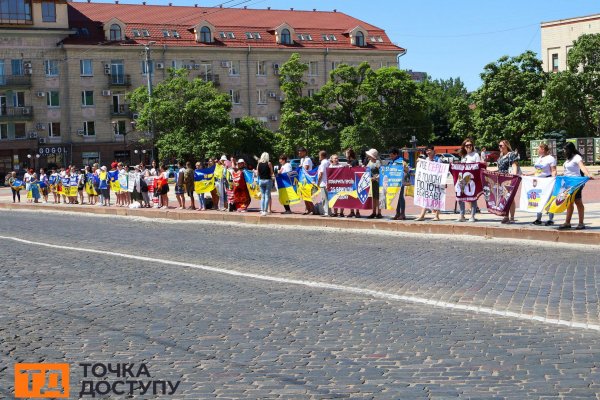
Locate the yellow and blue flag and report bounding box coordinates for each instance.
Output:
[243,170,261,200]
[194,166,216,193]
[544,176,589,214]
[108,170,120,192]
[298,167,319,203]
[276,171,300,206]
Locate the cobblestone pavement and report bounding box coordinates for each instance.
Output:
[1,211,600,398]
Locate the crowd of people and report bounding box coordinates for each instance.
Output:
[4,139,596,229]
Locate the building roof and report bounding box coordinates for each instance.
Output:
[541,13,600,28]
[65,1,404,51]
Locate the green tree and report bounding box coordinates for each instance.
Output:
[128,68,233,161]
[229,117,276,157]
[538,34,600,137]
[472,51,546,154]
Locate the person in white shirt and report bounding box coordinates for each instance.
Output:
[558,142,594,230]
[317,150,331,217]
[457,138,481,222]
[297,146,315,215]
[531,143,557,226]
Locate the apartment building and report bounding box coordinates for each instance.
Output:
[0,1,403,172]
[541,13,600,73]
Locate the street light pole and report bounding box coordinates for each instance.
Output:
[144,41,156,162]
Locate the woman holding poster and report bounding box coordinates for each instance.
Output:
[558,142,594,230]
[531,143,556,226]
[415,146,444,221]
[365,149,383,219]
[457,139,481,222]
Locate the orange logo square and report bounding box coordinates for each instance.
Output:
[14,363,70,398]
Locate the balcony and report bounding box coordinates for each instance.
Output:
[0,75,32,89]
[109,104,133,118]
[107,74,132,87]
[0,106,34,121]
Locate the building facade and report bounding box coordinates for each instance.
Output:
[0,0,403,174]
[541,13,600,73]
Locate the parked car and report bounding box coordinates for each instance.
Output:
[436,153,460,163]
[482,150,500,164]
[289,158,301,170]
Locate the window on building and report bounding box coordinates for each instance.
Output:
[45,59,59,76]
[0,124,7,140]
[297,34,304,41]
[229,89,241,104]
[253,32,261,39]
[41,0,56,22]
[0,0,32,23]
[80,59,93,76]
[552,53,559,72]
[331,61,342,70]
[141,60,154,75]
[49,122,60,137]
[83,121,95,136]
[142,29,150,37]
[256,61,266,76]
[322,34,329,41]
[280,28,291,44]
[82,151,99,165]
[200,26,211,43]
[355,31,365,47]
[81,90,94,106]
[308,61,318,76]
[307,89,315,97]
[172,30,180,38]
[114,120,126,135]
[110,24,122,41]
[0,60,4,85]
[245,32,253,39]
[219,31,226,39]
[162,30,170,37]
[305,34,312,41]
[227,32,235,39]
[257,89,266,104]
[11,59,23,76]
[228,60,240,76]
[132,29,140,37]
[12,91,24,107]
[14,123,26,139]
[330,34,337,41]
[47,91,59,107]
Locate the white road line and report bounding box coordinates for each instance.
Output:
[1,234,599,332]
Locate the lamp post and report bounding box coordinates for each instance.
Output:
[27,153,40,170]
[134,149,147,164]
[112,120,137,164]
[143,41,156,162]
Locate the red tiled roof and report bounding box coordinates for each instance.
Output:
[64,1,404,51]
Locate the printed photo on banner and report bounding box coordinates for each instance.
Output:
[414,159,448,211]
[450,163,484,202]
[481,170,521,216]
[326,167,372,210]
[194,166,216,194]
[378,164,404,210]
[519,176,555,213]
[298,167,319,203]
[544,176,589,214]
[276,171,300,206]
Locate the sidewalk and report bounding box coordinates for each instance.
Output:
[1,180,599,245]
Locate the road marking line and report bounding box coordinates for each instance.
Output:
[1,234,599,332]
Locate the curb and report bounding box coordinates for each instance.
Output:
[1,203,598,245]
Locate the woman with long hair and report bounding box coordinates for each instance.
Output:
[456,138,481,222]
[255,152,274,216]
[497,139,519,223]
[531,143,557,226]
[559,142,594,230]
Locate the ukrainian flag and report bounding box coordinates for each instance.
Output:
[276,171,300,206]
[108,170,120,192]
[68,175,79,196]
[544,176,589,214]
[298,167,319,202]
[59,177,69,196]
[243,170,261,200]
[194,166,216,193]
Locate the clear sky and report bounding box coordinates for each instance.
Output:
[94,0,598,91]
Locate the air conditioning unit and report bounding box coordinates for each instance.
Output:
[268,115,278,121]
[77,129,85,135]
[278,96,285,101]
[36,91,46,97]
[268,91,276,98]
[22,108,31,115]
[29,132,38,139]
[104,65,111,75]
[24,68,32,75]
[36,123,46,130]
[221,61,231,68]
[101,90,111,96]
[273,63,280,69]
[193,64,200,70]
[23,62,32,69]
[156,62,165,69]
[38,137,46,144]
[132,113,139,119]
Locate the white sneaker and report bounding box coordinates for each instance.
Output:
[260,211,266,216]
[456,216,466,222]
[469,217,477,222]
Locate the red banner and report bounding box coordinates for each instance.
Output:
[449,163,484,202]
[480,170,522,216]
[326,167,373,210]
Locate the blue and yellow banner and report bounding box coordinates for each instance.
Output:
[276,171,300,206]
[108,170,120,192]
[379,164,404,209]
[194,166,215,193]
[298,167,319,203]
[243,170,261,200]
[544,176,589,214]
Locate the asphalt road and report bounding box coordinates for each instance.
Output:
[1,210,600,399]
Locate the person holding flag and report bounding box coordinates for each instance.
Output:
[98,166,110,206]
[8,171,22,203]
[298,147,315,215]
[531,143,557,226]
[497,139,519,224]
[558,142,594,230]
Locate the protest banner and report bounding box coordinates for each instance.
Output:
[119,173,128,191]
[414,159,448,210]
[194,166,216,194]
[450,163,484,202]
[127,172,136,192]
[298,167,319,203]
[519,176,555,213]
[276,171,300,206]
[243,170,261,200]
[481,170,521,216]
[379,164,404,210]
[326,167,372,210]
[544,176,589,214]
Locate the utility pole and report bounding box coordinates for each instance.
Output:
[144,41,155,161]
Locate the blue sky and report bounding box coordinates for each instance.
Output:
[95,0,597,90]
